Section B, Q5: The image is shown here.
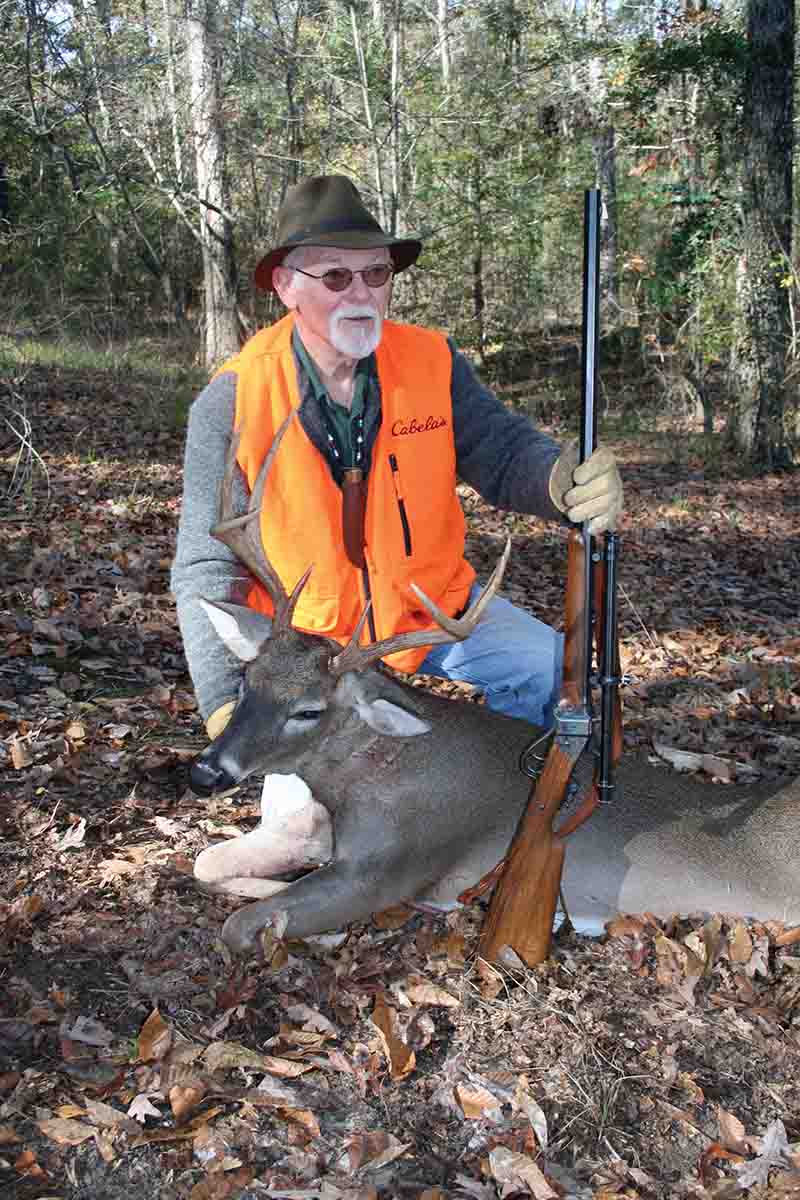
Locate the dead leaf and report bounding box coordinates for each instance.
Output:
[698,1143,745,1185]
[105,723,133,739]
[277,1107,320,1138]
[153,816,183,838]
[729,921,753,963]
[0,1125,20,1145]
[454,1082,502,1121]
[83,1098,139,1133]
[204,1041,290,1074]
[737,1119,792,1188]
[372,904,414,929]
[717,1107,748,1153]
[170,1082,207,1123]
[284,1003,338,1035]
[13,1148,47,1178]
[345,1130,410,1172]
[128,1094,163,1123]
[11,894,43,922]
[488,1146,558,1198]
[404,979,460,1008]
[138,1009,172,1062]
[61,1014,113,1046]
[192,1123,230,1169]
[369,1000,415,1081]
[10,738,32,769]
[186,1168,257,1200]
[606,914,651,938]
[474,958,503,1000]
[37,1117,96,1146]
[655,934,704,993]
[515,1086,548,1149]
[98,858,139,882]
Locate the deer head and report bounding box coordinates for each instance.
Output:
[189,413,510,796]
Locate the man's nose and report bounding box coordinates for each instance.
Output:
[348,270,373,299]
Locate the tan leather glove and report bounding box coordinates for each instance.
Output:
[206,700,236,741]
[549,441,623,534]
[551,441,623,535]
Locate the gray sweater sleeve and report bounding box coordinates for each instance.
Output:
[450,342,564,522]
[170,372,252,720]
[171,342,565,720]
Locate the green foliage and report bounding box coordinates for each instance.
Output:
[0,0,793,464]
[622,22,747,99]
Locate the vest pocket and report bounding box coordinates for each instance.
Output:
[389,454,413,557]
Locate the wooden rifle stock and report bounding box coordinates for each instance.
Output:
[479,189,624,967]
[480,530,590,965]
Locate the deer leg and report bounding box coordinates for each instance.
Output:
[194,774,333,897]
[221,854,435,954]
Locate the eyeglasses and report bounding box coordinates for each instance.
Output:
[289,264,394,292]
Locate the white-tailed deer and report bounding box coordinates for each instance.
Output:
[190,415,800,956]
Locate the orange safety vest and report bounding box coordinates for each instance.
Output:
[216,313,475,673]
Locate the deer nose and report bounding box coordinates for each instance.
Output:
[190,754,236,796]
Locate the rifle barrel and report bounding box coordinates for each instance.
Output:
[580,190,601,467]
[577,188,601,711]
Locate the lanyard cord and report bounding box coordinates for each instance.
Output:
[318,401,365,471]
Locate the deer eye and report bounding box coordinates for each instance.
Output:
[290,707,326,722]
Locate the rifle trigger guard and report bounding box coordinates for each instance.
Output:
[519,728,553,779]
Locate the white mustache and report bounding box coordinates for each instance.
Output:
[333,307,378,322]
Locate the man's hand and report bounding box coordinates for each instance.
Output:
[549,442,623,534]
[206,700,236,740]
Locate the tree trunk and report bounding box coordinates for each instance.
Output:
[730,0,794,468]
[186,2,240,369]
[435,0,450,93]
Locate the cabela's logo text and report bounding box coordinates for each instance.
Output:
[391,415,447,436]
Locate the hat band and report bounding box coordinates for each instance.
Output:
[285,216,387,243]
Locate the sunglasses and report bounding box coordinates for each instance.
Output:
[289,264,394,292]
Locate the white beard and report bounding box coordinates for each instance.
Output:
[329,305,383,358]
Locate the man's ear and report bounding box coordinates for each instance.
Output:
[199,598,273,662]
[336,674,432,738]
[272,265,298,309]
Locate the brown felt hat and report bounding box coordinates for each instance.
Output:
[254,175,422,292]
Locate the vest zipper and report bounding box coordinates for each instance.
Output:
[361,567,377,642]
[389,454,413,557]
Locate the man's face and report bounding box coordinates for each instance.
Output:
[273,246,392,360]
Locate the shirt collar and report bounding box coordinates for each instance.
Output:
[291,326,373,410]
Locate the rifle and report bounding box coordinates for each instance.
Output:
[479,189,624,967]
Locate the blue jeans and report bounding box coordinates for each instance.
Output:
[418,583,563,728]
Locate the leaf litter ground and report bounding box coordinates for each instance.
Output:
[0,357,799,1200]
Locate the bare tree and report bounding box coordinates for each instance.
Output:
[729,0,794,467]
[186,0,240,368]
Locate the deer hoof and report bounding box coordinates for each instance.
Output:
[221,902,276,956]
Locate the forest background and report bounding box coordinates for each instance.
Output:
[1,0,800,1194]
[1,0,798,469]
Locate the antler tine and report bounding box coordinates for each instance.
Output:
[330,537,511,677]
[211,413,309,631]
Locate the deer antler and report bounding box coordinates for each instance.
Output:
[329,537,511,676]
[211,412,312,633]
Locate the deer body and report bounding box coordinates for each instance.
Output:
[190,415,799,954]
[191,622,800,953]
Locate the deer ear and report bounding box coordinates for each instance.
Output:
[364,698,432,737]
[339,676,431,737]
[199,599,273,662]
